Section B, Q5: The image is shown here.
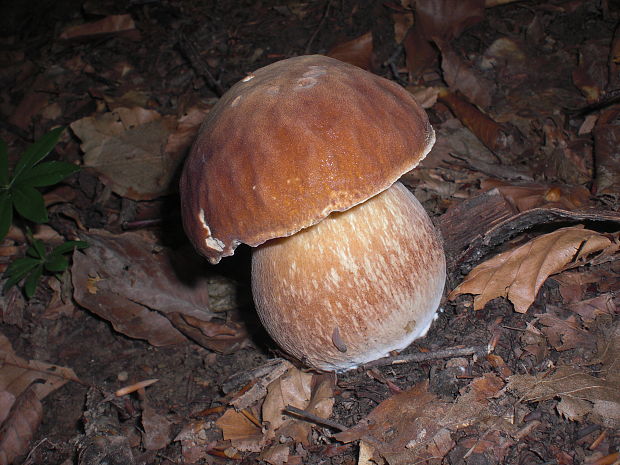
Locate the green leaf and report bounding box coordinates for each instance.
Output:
[31,238,46,259]
[12,184,48,223]
[0,139,8,186]
[44,254,69,272]
[3,256,40,290]
[16,161,80,187]
[13,127,64,182]
[50,240,88,256]
[23,264,43,298]
[0,191,12,242]
[4,256,40,279]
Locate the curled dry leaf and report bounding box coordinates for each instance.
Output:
[0,385,42,465]
[438,89,526,159]
[449,226,618,313]
[0,332,80,400]
[72,230,248,352]
[327,32,373,70]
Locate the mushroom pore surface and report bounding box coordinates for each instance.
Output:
[252,182,446,371]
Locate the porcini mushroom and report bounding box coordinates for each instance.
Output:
[180,55,446,371]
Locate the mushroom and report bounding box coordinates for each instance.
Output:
[180,55,446,371]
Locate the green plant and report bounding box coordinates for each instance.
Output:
[0,127,80,241]
[1,128,86,298]
[3,232,87,298]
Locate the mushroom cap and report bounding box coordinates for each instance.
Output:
[180,55,435,264]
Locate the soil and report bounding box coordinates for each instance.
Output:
[0,1,619,465]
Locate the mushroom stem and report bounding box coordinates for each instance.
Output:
[251,182,446,371]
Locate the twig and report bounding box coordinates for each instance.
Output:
[177,31,225,97]
[284,405,347,431]
[304,0,332,54]
[359,345,487,370]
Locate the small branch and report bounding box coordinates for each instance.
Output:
[177,32,225,97]
[283,405,347,431]
[359,345,487,371]
[304,0,332,54]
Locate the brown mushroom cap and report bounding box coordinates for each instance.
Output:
[180,55,435,264]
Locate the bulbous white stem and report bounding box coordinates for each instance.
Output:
[251,182,446,371]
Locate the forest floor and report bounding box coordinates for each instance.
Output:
[0,1,619,464]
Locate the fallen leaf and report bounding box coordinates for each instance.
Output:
[449,226,617,313]
[438,44,494,110]
[0,385,42,465]
[72,230,247,352]
[215,408,263,452]
[174,420,212,463]
[567,294,616,327]
[536,306,594,352]
[480,179,591,212]
[415,0,485,42]
[507,323,620,429]
[141,400,172,451]
[262,367,313,438]
[70,108,179,200]
[0,332,80,400]
[327,32,373,70]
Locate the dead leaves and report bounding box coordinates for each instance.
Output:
[449,226,618,313]
[70,105,209,200]
[335,373,509,465]
[508,324,620,429]
[211,365,335,464]
[71,230,248,352]
[0,332,80,465]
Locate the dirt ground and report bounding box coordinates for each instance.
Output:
[0,1,619,464]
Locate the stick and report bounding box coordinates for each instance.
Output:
[283,405,347,431]
[359,345,487,370]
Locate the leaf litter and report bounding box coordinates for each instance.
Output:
[0,1,619,464]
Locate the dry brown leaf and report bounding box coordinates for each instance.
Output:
[438,44,494,109]
[415,0,485,42]
[568,294,616,327]
[508,324,620,428]
[174,420,212,464]
[0,385,42,465]
[536,306,594,352]
[0,332,80,400]
[72,230,247,352]
[335,375,508,465]
[480,179,591,212]
[327,32,373,70]
[262,368,312,440]
[215,409,263,452]
[70,108,179,200]
[59,14,139,41]
[141,400,172,451]
[449,226,617,313]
